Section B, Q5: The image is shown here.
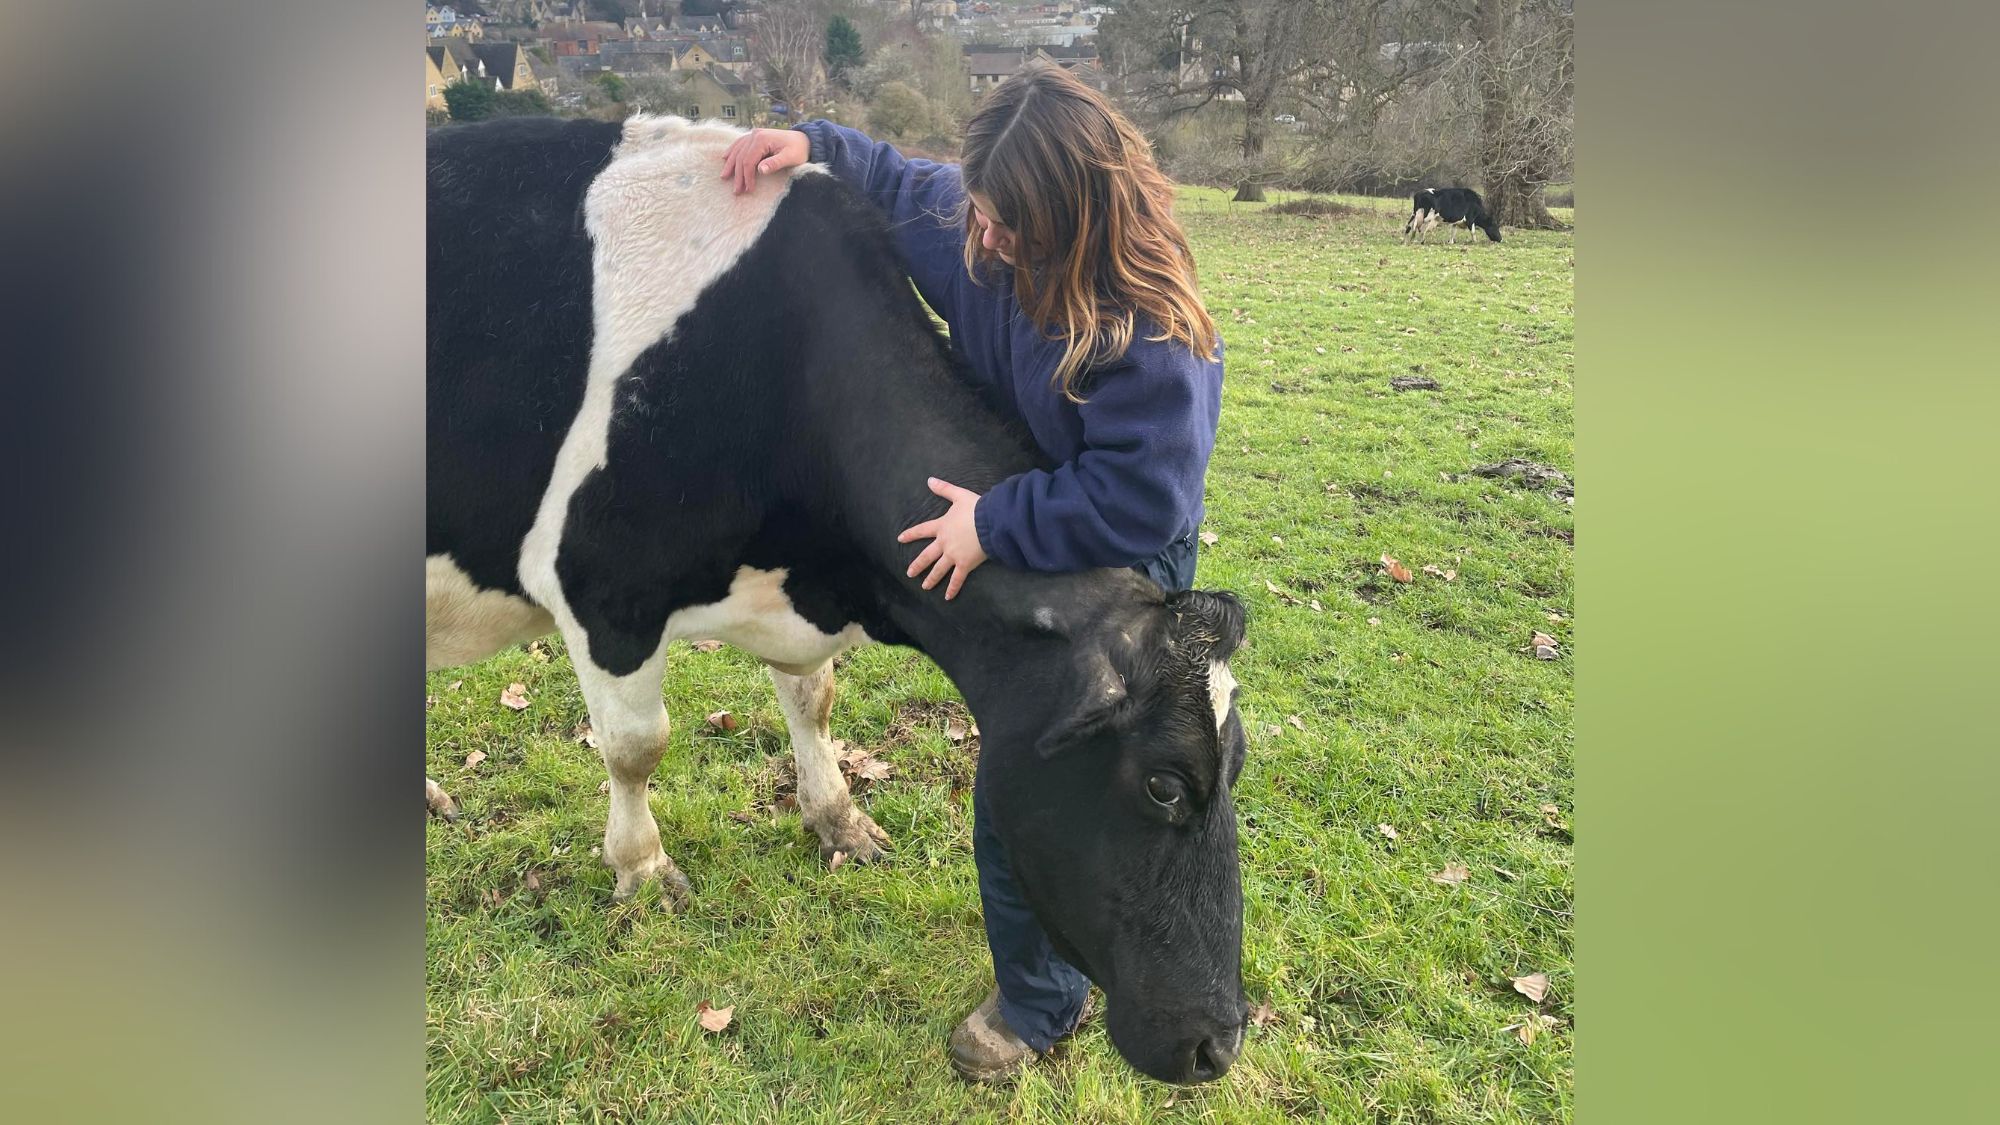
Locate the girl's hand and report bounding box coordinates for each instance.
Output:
[898,478,988,601]
[720,128,811,194]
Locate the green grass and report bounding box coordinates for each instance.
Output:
[426,193,1574,1123]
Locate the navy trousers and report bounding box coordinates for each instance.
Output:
[975,530,1199,1049]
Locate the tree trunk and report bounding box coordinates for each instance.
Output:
[1472,0,1563,230]
[1234,108,1268,202]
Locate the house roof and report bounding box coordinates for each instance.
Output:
[967,51,1021,76]
[703,64,750,96]
[471,42,529,87]
[439,37,481,69]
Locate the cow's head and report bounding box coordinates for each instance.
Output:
[980,586,1249,1084]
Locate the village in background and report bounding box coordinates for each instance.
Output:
[426,1,1571,221]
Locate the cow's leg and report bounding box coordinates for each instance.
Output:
[769,662,892,866]
[574,649,692,905]
[1448,222,1459,244]
[426,776,459,820]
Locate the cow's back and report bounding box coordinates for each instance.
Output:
[427,117,622,597]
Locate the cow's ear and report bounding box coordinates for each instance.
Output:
[1034,652,1129,758]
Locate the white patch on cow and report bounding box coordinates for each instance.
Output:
[518,116,803,634]
[506,117,822,899]
[665,566,871,670]
[1034,606,1058,631]
[425,554,554,671]
[1207,660,1238,733]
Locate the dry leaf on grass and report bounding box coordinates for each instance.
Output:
[1249,999,1278,1028]
[696,1001,734,1033]
[1272,535,1285,546]
[851,757,893,783]
[1422,564,1458,581]
[1200,531,1219,546]
[1376,823,1400,841]
[573,722,598,749]
[1540,803,1565,829]
[1262,723,1284,738]
[691,639,724,653]
[1532,632,1558,648]
[1429,863,1471,886]
[944,718,968,743]
[1367,617,1382,626]
[1534,645,1559,660]
[463,749,487,769]
[499,683,531,711]
[1286,714,1307,732]
[527,641,551,663]
[1511,972,1550,1003]
[447,679,463,692]
[1504,1012,1563,1044]
[705,710,737,732]
[1381,555,1415,584]
[1263,579,1296,605]
[1309,598,1324,613]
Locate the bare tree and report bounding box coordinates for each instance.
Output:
[749,3,830,113]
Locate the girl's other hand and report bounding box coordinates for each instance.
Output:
[897,478,989,601]
[720,128,811,194]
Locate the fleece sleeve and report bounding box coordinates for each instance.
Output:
[972,346,1222,571]
[794,120,968,322]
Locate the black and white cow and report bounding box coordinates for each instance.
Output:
[1404,186,1502,243]
[427,115,1250,1084]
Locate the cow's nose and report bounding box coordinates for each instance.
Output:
[1178,1022,1243,1083]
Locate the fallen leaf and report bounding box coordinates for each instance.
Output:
[1511,972,1550,1003]
[945,718,968,743]
[574,722,598,749]
[463,749,487,769]
[1263,579,1295,604]
[527,640,551,663]
[1249,999,1278,1028]
[1367,617,1381,626]
[1381,555,1414,584]
[1429,863,1471,885]
[448,679,463,692]
[523,870,543,896]
[727,809,758,823]
[696,1001,734,1033]
[691,639,724,653]
[1534,645,1559,661]
[598,778,611,795]
[1271,535,1285,546]
[1262,723,1284,738]
[705,710,737,732]
[852,757,893,783]
[1547,612,1565,624]
[1200,530,1219,546]
[499,683,530,711]
[1309,598,1324,612]
[1376,823,1399,841]
[1286,714,1307,732]
[1540,803,1565,829]
[425,694,436,709]
[1533,632,1558,648]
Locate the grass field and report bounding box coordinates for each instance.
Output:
[426,189,1575,1123]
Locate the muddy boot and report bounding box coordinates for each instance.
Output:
[948,990,1037,1083]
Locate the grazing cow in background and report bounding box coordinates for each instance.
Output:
[1404,186,1502,243]
[426,115,1250,1084]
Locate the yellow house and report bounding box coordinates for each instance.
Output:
[679,65,752,123]
[472,42,538,93]
[426,53,448,111]
[426,44,465,87]
[674,42,722,72]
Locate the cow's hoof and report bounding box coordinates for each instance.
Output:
[806,806,893,867]
[610,854,693,910]
[426,778,460,821]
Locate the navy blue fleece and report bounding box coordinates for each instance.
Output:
[795,120,1223,572]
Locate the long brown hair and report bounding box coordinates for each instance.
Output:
[960,61,1219,402]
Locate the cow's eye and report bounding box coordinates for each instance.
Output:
[1145,775,1183,808]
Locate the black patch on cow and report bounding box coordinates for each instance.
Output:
[427,116,622,595]
[556,174,995,673]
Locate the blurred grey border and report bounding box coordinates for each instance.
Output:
[2,1,1997,1122]
[1,3,419,1121]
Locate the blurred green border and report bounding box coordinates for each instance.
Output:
[1584,3,2000,1121]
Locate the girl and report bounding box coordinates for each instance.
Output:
[722,62,1224,1082]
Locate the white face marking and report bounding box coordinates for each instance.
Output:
[1207,660,1238,733]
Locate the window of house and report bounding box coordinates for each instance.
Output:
[721,104,736,118]
[686,104,701,117]
[429,84,440,96]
